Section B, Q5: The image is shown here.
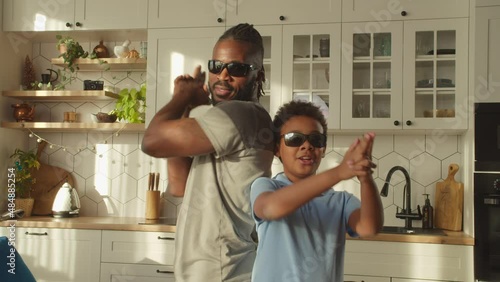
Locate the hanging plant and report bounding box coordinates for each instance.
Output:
[56,35,90,72]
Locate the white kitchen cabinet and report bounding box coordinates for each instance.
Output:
[146,27,223,126]
[475,5,500,103]
[344,240,474,282]
[392,279,454,282]
[3,0,75,31]
[342,0,469,23]
[282,24,341,129]
[146,25,282,125]
[0,227,101,282]
[73,0,147,30]
[100,230,175,281]
[226,0,341,26]
[341,18,468,130]
[2,0,147,31]
[344,275,390,282]
[148,0,225,28]
[100,263,175,282]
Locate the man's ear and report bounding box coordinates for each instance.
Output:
[257,66,265,83]
[274,143,281,158]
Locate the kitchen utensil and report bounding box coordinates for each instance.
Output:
[145,190,160,219]
[114,39,131,58]
[31,141,76,215]
[52,181,80,218]
[434,163,464,231]
[155,172,160,191]
[146,172,160,219]
[40,68,58,85]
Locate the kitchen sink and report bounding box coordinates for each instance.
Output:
[380,226,447,236]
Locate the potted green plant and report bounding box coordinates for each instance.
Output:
[56,35,91,72]
[10,148,41,216]
[111,83,146,123]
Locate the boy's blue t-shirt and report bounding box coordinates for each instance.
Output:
[250,172,361,282]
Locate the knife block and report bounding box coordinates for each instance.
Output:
[145,190,160,220]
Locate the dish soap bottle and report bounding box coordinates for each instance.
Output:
[422,193,434,229]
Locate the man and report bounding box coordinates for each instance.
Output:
[141,24,275,282]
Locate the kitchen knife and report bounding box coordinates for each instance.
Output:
[155,172,160,191]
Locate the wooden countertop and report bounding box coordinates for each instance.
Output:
[0,216,177,233]
[1,216,474,246]
[348,230,474,246]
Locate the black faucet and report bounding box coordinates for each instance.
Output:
[380,166,422,230]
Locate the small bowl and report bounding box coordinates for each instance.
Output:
[114,46,129,58]
[93,112,117,123]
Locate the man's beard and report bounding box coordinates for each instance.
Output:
[208,80,256,105]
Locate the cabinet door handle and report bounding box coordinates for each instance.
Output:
[401,10,407,16]
[156,269,174,274]
[65,22,72,28]
[393,120,400,126]
[279,15,285,21]
[25,232,48,236]
[157,236,174,240]
[75,22,82,27]
[217,17,223,23]
[406,120,412,126]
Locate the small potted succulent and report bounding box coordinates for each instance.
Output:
[9,148,41,216]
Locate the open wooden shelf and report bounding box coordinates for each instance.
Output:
[2,90,119,101]
[1,121,145,132]
[51,57,147,71]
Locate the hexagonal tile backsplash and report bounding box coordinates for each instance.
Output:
[28,42,463,227]
[29,132,462,227]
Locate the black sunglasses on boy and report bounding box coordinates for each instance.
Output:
[281,132,327,148]
[208,60,256,77]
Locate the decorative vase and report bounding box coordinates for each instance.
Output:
[12,103,35,122]
[15,198,35,217]
[93,40,109,58]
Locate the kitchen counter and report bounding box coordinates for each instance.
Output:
[0,216,177,233]
[348,230,474,246]
[0,216,474,245]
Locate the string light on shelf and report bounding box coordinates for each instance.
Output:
[27,124,128,154]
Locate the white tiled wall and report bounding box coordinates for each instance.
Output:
[28,41,463,227]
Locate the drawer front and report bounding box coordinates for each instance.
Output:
[102,230,175,265]
[100,263,175,282]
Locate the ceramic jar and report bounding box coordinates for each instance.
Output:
[12,103,35,122]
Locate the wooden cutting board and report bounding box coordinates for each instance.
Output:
[31,141,75,215]
[434,163,464,231]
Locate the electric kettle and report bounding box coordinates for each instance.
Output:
[52,182,80,218]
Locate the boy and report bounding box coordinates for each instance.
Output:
[250,100,384,282]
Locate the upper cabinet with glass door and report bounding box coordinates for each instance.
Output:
[341,19,468,131]
[341,22,403,130]
[254,26,283,119]
[226,0,341,26]
[403,19,468,130]
[342,0,469,22]
[282,24,341,129]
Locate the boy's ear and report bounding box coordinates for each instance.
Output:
[274,143,281,158]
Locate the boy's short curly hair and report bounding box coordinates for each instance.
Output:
[272,100,328,144]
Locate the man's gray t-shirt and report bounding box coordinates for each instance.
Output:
[174,101,275,282]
